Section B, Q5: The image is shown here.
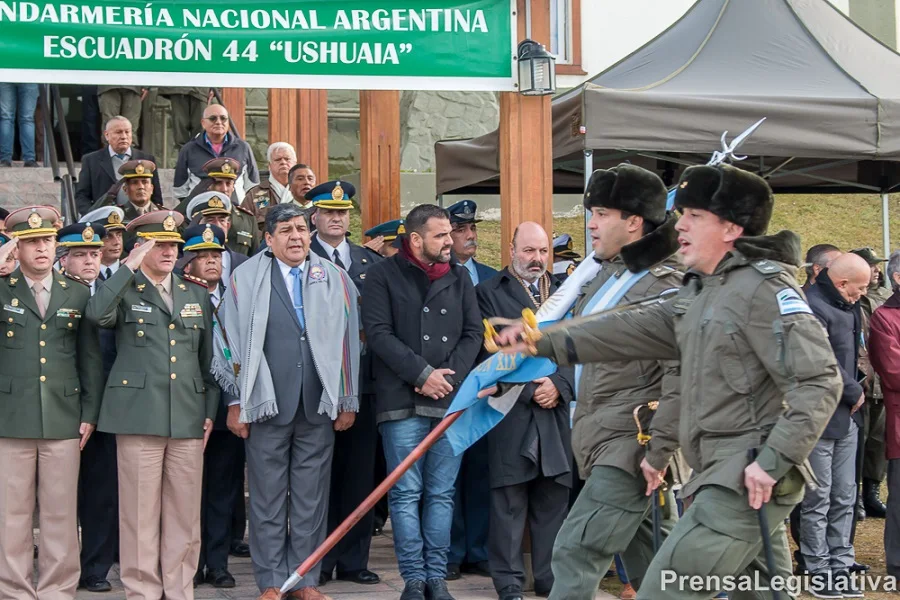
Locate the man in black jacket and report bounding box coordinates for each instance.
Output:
[476,222,574,600]
[308,181,383,587]
[362,204,482,600]
[801,252,871,597]
[75,116,163,216]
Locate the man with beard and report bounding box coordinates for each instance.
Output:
[307,181,383,587]
[362,204,482,600]
[475,221,575,600]
[0,207,102,600]
[243,142,298,228]
[495,165,841,600]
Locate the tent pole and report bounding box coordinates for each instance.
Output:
[883,192,891,258]
[583,149,593,255]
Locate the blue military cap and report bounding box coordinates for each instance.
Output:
[446,199,481,226]
[364,218,406,242]
[306,180,355,210]
[183,223,226,253]
[57,222,106,248]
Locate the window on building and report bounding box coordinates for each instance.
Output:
[549,0,585,75]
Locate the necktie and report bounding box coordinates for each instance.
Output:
[530,283,542,307]
[105,267,113,280]
[156,283,173,313]
[32,282,47,318]
[115,153,127,161]
[333,249,346,270]
[289,267,305,329]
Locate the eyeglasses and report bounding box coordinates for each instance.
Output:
[205,116,229,123]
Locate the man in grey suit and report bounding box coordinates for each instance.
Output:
[223,203,360,600]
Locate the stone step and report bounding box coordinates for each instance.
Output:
[0,164,177,214]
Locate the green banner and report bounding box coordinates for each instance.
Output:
[0,0,515,90]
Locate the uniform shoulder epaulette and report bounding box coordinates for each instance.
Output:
[750,259,783,278]
[234,204,255,216]
[63,271,90,287]
[649,264,676,278]
[182,273,208,288]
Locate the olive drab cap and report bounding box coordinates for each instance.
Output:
[125,211,185,243]
[203,157,241,181]
[118,159,156,179]
[4,206,60,239]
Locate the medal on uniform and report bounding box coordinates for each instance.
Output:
[180,303,204,318]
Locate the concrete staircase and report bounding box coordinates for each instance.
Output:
[0,163,177,214]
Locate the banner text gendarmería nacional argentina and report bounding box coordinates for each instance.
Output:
[0,0,516,90]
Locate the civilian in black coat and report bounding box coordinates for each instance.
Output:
[75,118,163,216]
[800,254,871,582]
[309,202,383,586]
[361,205,482,600]
[475,223,574,600]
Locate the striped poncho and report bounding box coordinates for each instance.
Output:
[220,250,361,423]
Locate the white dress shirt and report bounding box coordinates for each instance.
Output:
[276,258,305,305]
[316,236,351,270]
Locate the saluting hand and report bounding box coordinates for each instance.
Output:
[744,461,777,510]
[79,423,95,450]
[123,238,156,271]
[363,236,385,254]
[0,235,18,264]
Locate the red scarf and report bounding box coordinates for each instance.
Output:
[400,237,451,281]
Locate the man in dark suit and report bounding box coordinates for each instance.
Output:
[177,223,246,589]
[75,116,162,216]
[308,181,382,587]
[475,222,574,600]
[445,199,496,579]
[63,215,121,593]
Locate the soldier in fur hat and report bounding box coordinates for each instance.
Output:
[496,164,842,599]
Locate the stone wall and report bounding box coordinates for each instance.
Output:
[240,89,500,179]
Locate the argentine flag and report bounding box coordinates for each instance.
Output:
[444,255,602,455]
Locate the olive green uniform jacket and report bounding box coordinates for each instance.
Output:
[570,218,683,480]
[0,269,103,439]
[86,267,219,439]
[537,231,842,498]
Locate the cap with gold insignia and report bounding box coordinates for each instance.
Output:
[183,223,226,253]
[447,199,481,227]
[365,218,406,242]
[79,206,126,232]
[57,222,106,248]
[850,247,887,265]
[126,210,185,243]
[203,157,241,181]
[118,159,156,179]
[186,191,232,221]
[306,180,355,210]
[4,206,60,239]
[553,233,581,261]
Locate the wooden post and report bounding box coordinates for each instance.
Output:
[267,89,329,179]
[499,0,553,266]
[221,88,246,139]
[359,90,401,234]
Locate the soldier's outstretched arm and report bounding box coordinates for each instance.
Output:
[86,267,134,328]
[534,297,679,366]
[745,278,842,480]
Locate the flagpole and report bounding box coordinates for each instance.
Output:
[278,410,465,594]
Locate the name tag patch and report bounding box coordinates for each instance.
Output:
[776,288,812,316]
[131,305,153,313]
[3,304,24,315]
[180,303,204,318]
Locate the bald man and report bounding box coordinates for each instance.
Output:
[475,222,576,600]
[800,252,870,594]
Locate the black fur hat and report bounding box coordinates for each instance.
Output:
[674,165,774,237]
[583,164,667,226]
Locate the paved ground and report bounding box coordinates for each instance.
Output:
[70,524,617,600]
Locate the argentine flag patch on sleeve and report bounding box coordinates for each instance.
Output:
[776,288,812,316]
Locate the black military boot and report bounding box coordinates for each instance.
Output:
[856,487,866,521]
[864,478,887,518]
